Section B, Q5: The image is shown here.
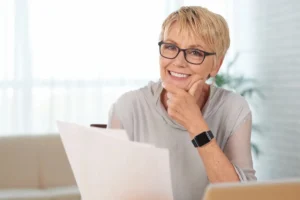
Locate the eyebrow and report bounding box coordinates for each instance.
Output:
[164,39,205,50]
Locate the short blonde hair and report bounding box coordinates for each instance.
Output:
[160,6,230,58]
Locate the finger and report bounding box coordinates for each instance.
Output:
[166,98,180,110]
[188,79,204,97]
[167,107,184,124]
[162,82,185,96]
[167,92,172,99]
[167,107,178,118]
[166,98,171,106]
[167,95,182,106]
[167,93,181,103]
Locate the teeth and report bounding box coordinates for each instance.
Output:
[170,71,189,78]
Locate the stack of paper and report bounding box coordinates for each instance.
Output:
[57,121,174,200]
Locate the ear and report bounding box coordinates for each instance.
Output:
[210,56,224,77]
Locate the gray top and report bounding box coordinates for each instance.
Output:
[107,80,256,200]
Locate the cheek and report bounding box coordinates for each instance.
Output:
[190,65,211,79]
[159,57,170,70]
[159,58,167,80]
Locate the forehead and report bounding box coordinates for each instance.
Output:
[163,22,208,49]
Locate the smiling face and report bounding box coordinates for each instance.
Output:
[159,22,221,91]
[158,6,230,91]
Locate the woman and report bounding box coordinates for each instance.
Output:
[108,6,256,200]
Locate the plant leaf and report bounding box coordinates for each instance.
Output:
[227,52,240,72]
[252,124,263,134]
[215,74,229,87]
[251,143,260,157]
[240,87,264,99]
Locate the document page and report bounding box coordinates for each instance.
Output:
[57,121,174,200]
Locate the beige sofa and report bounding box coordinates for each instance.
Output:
[0,134,81,200]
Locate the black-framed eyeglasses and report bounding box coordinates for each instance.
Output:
[158,41,216,65]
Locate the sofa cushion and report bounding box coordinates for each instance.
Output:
[44,186,80,200]
[37,135,77,188]
[0,189,51,200]
[0,186,80,200]
[0,136,39,188]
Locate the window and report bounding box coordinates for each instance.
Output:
[0,0,232,135]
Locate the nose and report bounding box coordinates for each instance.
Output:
[173,50,187,67]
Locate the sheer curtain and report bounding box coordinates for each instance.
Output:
[0,0,232,135]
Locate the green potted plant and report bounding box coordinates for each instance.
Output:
[215,53,264,157]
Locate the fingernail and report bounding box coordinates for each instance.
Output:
[162,82,165,88]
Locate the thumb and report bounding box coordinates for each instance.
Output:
[188,80,204,97]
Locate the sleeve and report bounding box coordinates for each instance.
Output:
[223,112,257,181]
[106,92,135,141]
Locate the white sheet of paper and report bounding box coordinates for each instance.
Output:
[57,121,174,200]
[89,126,129,141]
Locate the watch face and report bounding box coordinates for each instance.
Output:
[192,131,214,147]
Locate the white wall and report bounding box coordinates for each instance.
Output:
[233,0,300,180]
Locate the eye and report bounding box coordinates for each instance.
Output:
[189,49,204,57]
[163,44,177,51]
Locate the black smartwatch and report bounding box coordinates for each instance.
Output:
[191,130,214,148]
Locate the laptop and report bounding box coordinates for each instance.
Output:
[203,179,300,200]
